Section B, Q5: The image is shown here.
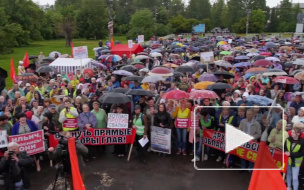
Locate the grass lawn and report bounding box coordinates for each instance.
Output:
[0,36,127,88]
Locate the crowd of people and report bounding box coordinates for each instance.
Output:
[0,34,304,189]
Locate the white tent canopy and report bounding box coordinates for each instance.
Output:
[49,58,93,74]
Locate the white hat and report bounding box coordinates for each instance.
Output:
[19,61,23,65]
[234,90,241,95]
[57,74,61,77]
[25,83,31,87]
[242,92,249,98]
[50,79,55,83]
[91,77,96,80]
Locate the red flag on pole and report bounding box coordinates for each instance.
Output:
[71,41,74,58]
[10,57,16,83]
[248,142,286,190]
[22,50,30,68]
[110,36,114,50]
[68,137,86,190]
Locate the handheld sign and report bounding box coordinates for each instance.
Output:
[128,40,133,49]
[0,130,8,148]
[73,46,88,59]
[107,113,129,128]
[63,118,78,130]
[138,35,144,43]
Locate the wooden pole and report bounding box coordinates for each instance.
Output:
[127,144,134,161]
[50,160,53,167]
[201,144,205,162]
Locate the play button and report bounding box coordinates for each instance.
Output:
[225,123,254,153]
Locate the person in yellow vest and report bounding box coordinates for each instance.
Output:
[35,81,45,96]
[71,75,79,89]
[59,99,79,131]
[173,99,190,156]
[285,125,304,190]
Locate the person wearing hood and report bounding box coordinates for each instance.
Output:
[43,111,57,139]
[232,90,242,104]
[8,82,25,101]
[67,71,74,81]
[268,119,288,150]
[30,91,44,107]
[61,71,71,83]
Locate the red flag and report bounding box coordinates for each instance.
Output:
[68,137,86,190]
[71,41,74,58]
[22,50,30,68]
[110,36,114,50]
[248,142,286,190]
[10,57,16,83]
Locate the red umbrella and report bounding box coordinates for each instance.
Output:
[83,68,94,77]
[222,56,234,61]
[137,52,149,56]
[148,67,173,77]
[162,90,189,100]
[245,67,268,73]
[152,44,161,48]
[252,59,273,67]
[272,76,299,84]
[189,90,219,99]
[133,64,145,69]
[259,52,272,56]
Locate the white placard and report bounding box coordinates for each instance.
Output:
[138,137,149,147]
[0,130,8,148]
[73,46,88,59]
[151,126,171,154]
[138,35,144,43]
[128,40,133,49]
[107,113,129,128]
[228,39,232,44]
[200,51,214,63]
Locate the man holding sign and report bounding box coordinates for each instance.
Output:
[59,100,79,131]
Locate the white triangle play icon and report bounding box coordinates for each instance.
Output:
[225,123,254,153]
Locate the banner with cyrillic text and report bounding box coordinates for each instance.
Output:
[9,130,45,155]
[107,113,129,128]
[151,126,171,154]
[49,128,136,147]
[203,129,288,173]
[176,118,189,128]
[0,130,8,148]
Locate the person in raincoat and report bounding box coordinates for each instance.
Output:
[268,119,288,150]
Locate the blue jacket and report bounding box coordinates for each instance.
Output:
[290,101,304,115]
[78,112,97,131]
[11,120,39,135]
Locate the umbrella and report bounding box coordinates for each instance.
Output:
[247,52,259,57]
[148,67,173,77]
[246,48,258,53]
[265,57,280,62]
[252,59,273,67]
[124,76,143,82]
[245,67,268,74]
[235,56,250,60]
[233,62,251,67]
[42,57,55,63]
[289,69,302,77]
[169,54,180,59]
[213,71,234,79]
[0,67,8,78]
[214,60,232,68]
[16,73,38,82]
[59,54,69,58]
[294,72,304,81]
[91,61,107,70]
[206,83,232,90]
[173,72,185,77]
[120,65,137,72]
[196,63,210,70]
[263,69,287,76]
[113,70,133,76]
[126,89,154,97]
[101,50,111,54]
[109,88,129,94]
[252,55,266,61]
[259,52,272,56]
[98,55,108,60]
[134,55,150,60]
[133,64,146,69]
[106,55,122,62]
[141,75,164,83]
[98,93,131,104]
[194,81,215,90]
[198,74,218,82]
[29,55,38,59]
[272,76,299,84]
[161,90,189,100]
[150,52,162,57]
[137,52,149,56]
[49,51,61,58]
[139,68,149,73]
[217,41,228,46]
[222,56,234,61]
[164,63,178,68]
[219,51,232,55]
[175,66,195,73]
[172,48,185,52]
[83,68,94,77]
[113,64,127,69]
[292,59,304,66]
[189,90,219,99]
[246,95,273,106]
[35,66,55,73]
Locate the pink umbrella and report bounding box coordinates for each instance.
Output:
[252,59,273,67]
[272,76,299,84]
[148,67,173,77]
[162,90,189,100]
[189,90,219,99]
[259,52,272,56]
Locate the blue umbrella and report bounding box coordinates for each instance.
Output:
[244,73,255,79]
[172,48,185,52]
[235,56,250,60]
[151,49,162,53]
[233,62,251,68]
[246,95,274,106]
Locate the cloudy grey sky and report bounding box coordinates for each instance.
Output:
[34,0,301,8]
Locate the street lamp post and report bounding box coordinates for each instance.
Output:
[246,9,251,36]
[106,0,115,46]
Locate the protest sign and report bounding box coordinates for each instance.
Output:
[73,46,88,59]
[189,111,200,129]
[128,40,133,49]
[176,118,189,128]
[200,52,214,63]
[138,35,144,43]
[63,118,78,130]
[9,130,44,155]
[49,128,136,147]
[151,126,171,154]
[203,129,288,173]
[107,113,129,128]
[0,130,8,148]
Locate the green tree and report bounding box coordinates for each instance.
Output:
[266,8,279,32]
[211,0,225,28]
[226,0,247,28]
[156,6,169,25]
[168,0,185,17]
[232,9,266,33]
[167,14,188,34]
[186,0,211,20]
[127,9,155,40]
[276,0,298,32]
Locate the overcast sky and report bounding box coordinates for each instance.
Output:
[35,0,300,8]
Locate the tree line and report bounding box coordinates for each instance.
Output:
[0,0,301,53]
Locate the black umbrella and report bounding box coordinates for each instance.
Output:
[190,56,201,61]
[98,92,131,104]
[113,64,127,69]
[0,67,8,78]
[176,65,195,73]
[43,57,55,63]
[36,66,55,73]
[295,46,304,50]
[101,50,111,54]
[173,72,185,77]
[124,76,143,82]
[289,69,302,77]
[206,82,232,90]
[252,55,265,61]
[120,65,137,72]
[109,88,129,94]
[282,62,293,68]
[29,55,38,60]
[126,89,154,97]
[196,64,210,70]
[214,71,234,79]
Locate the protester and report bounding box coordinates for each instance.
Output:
[267,119,288,150]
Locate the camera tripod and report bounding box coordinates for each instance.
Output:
[53,164,68,190]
